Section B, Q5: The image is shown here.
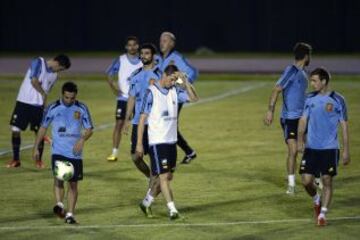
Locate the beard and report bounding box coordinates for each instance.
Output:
[141,58,153,65]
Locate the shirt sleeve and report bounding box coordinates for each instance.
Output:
[176,87,189,103]
[81,104,94,129]
[41,105,54,128]
[140,89,153,115]
[275,66,297,89]
[29,58,42,79]
[174,54,198,83]
[105,58,120,76]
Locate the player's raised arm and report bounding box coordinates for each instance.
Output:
[177,72,199,102]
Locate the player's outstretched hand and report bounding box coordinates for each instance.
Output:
[73,139,85,156]
[135,144,144,158]
[264,110,273,126]
[342,151,351,165]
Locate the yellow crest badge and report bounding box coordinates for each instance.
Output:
[325,103,333,112]
[74,111,81,120]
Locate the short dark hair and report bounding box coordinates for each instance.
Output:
[140,43,157,55]
[164,64,179,76]
[293,42,312,60]
[310,67,331,85]
[126,36,139,44]
[54,54,71,69]
[62,81,78,94]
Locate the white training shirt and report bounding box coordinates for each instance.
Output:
[147,84,178,145]
[118,54,143,99]
[17,57,58,106]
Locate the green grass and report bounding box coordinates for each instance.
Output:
[0,75,360,239]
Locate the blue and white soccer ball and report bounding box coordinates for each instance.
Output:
[54,161,74,181]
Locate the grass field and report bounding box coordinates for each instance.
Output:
[1,74,360,239]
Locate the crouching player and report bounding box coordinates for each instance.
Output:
[136,65,198,220]
[33,82,94,224]
[297,68,350,226]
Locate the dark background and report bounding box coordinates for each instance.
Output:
[1,0,359,52]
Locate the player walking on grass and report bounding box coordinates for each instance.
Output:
[157,32,199,164]
[106,36,143,162]
[124,43,162,180]
[297,68,350,226]
[137,65,199,220]
[264,42,312,194]
[7,54,71,169]
[33,82,94,224]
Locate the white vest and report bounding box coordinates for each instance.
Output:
[118,54,143,99]
[17,57,58,105]
[148,85,178,145]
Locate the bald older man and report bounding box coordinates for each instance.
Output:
[156,32,199,164]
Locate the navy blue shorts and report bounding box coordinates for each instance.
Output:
[299,148,339,177]
[131,124,149,155]
[10,101,44,131]
[149,143,177,176]
[115,100,127,120]
[51,154,83,182]
[280,118,299,142]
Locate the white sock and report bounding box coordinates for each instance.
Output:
[319,207,328,219]
[167,201,178,213]
[112,148,118,156]
[66,212,73,218]
[56,202,64,209]
[288,175,295,187]
[312,194,321,205]
[142,192,154,207]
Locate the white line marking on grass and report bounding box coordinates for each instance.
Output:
[0,216,359,231]
[0,82,266,156]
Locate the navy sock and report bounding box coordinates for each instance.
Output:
[12,134,21,161]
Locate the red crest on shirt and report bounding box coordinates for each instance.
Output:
[326,103,333,112]
[74,111,81,120]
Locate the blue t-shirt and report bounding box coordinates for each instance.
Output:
[141,82,189,115]
[276,65,308,119]
[129,67,162,124]
[303,91,348,150]
[156,50,198,83]
[41,100,94,159]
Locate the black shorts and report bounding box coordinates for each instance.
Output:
[280,118,299,142]
[115,100,127,120]
[149,143,177,176]
[131,124,149,155]
[299,148,339,177]
[51,154,83,182]
[10,101,44,131]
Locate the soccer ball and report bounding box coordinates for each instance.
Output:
[54,160,74,181]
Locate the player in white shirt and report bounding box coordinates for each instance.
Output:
[7,54,71,169]
[136,65,199,220]
[106,36,142,161]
